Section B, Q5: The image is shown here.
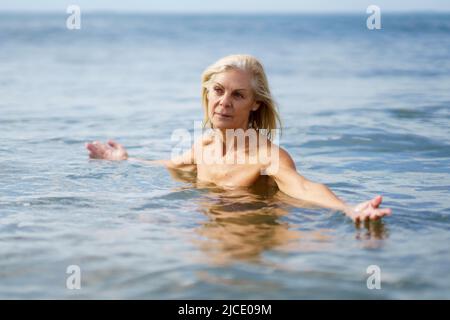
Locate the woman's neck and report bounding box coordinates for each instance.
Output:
[213,126,260,156]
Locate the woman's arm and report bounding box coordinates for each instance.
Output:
[85,140,196,172]
[266,147,392,222]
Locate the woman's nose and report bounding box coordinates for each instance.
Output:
[219,93,232,107]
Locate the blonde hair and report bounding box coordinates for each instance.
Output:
[201,54,281,140]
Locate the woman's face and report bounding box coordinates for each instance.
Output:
[207,69,259,130]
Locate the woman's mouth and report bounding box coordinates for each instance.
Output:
[214,112,232,119]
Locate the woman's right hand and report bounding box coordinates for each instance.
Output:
[85,140,128,161]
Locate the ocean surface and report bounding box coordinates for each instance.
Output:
[0,12,449,299]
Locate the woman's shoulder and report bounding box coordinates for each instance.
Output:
[260,138,296,170]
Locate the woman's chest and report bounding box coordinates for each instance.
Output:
[196,163,263,187]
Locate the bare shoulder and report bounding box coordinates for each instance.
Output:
[263,139,296,170]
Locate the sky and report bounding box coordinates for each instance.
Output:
[1,0,450,13]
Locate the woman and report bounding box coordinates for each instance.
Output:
[86,54,392,223]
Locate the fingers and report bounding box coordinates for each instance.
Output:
[107,140,121,149]
[352,209,370,223]
[354,195,383,213]
[370,195,383,208]
[369,208,392,221]
[85,141,107,159]
[369,210,382,221]
[378,208,392,217]
[353,207,392,223]
[86,143,101,159]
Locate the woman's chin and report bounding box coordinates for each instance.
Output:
[211,121,234,130]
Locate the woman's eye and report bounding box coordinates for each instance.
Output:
[234,92,243,98]
[214,87,223,94]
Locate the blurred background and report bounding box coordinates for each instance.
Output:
[0,1,449,299]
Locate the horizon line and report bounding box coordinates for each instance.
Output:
[0,9,449,14]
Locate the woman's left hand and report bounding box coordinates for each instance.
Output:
[346,195,392,222]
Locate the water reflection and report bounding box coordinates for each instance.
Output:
[166,168,386,262]
[354,220,389,249]
[190,178,334,265]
